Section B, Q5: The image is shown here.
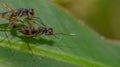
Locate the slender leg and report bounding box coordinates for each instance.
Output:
[4,28,15,55]
[0,1,13,11]
[24,38,34,56]
[0,15,9,19]
[0,27,9,41]
[24,37,36,66]
[32,17,46,27]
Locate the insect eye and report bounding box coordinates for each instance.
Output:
[48,28,53,35]
[29,9,34,16]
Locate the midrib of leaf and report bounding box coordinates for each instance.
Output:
[0,40,109,67]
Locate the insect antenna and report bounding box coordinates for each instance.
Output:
[52,33,76,39]
[54,33,76,36]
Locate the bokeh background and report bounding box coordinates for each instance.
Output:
[51,0,120,40]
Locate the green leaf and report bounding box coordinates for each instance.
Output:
[0,0,120,67]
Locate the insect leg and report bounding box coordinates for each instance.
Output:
[0,14,9,19]
[32,17,46,27]
[24,37,36,67]
[0,1,13,12]
[24,38,34,56]
[0,29,9,42]
[4,28,14,55]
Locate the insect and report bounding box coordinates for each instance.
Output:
[16,25,75,38]
[0,1,35,28]
[0,2,76,65]
[0,1,46,57]
[0,2,38,63]
[16,26,53,37]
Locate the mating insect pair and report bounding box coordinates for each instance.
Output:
[0,1,57,37]
[0,2,76,66]
[0,1,67,51]
[0,2,58,65]
[0,1,76,58]
[0,1,72,38]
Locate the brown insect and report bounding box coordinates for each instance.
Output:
[16,26,53,37]
[0,2,38,63]
[16,25,75,38]
[0,1,34,28]
[0,2,76,62]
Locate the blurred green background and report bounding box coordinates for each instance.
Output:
[51,0,120,40]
